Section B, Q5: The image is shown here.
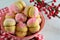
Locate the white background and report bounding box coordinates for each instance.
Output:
[0,0,60,40]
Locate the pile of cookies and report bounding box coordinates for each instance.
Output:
[3,0,41,38]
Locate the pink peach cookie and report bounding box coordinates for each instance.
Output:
[9,4,20,13]
[27,17,39,27]
[9,0,26,13]
[27,18,40,33]
[15,13,27,22]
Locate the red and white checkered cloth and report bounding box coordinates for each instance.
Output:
[0,7,44,40]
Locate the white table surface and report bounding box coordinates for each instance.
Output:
[0,0,60,40]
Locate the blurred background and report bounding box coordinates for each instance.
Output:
[0,0,60,40]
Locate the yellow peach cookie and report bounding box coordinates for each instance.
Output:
[24,6,39,17]
[14,0,26,12]
[4,26,16,34]
[16,32,27,38]
[15,22,28,37]
[3,18,16,26]
[29,25,40,33]
[24,6,32,16]
[15,1,23,12]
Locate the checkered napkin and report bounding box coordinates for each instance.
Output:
[0,7,44,40]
